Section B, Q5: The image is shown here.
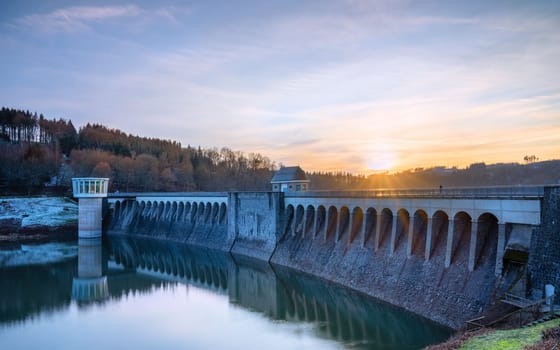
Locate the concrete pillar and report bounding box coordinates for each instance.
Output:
[302,211,308,238]
[390,214,398,255]
[323,210,330,241]
[425,218,434,261]
[468,220,479,271]
[374,214,383,251]
[73,177,109,239]
[406,215,414,257]
[291,212,296,236]
[495,223,507,276]
[335,213,342,242]
[361,214,367,247]
[445,219,455,268]
[347,213,354,244]
[313,211,319,238]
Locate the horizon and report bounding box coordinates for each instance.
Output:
[1,0,559,173]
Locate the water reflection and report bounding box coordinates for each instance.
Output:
[71,238,109,303]
[108,236,451,349]
[0,236,451,349]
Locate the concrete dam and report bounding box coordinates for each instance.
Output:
[102,185,560,329]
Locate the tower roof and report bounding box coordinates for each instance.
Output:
[271,166,309,183]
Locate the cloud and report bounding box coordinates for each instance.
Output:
[12,4,191,34]
[14,5,141,33]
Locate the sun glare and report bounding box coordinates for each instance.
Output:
[366,143,398,172]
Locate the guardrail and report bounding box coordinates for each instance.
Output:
[72,178,109,198]
[286,186,547,199]
[107,192,228,198]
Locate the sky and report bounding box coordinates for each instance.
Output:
[1,0,559,173]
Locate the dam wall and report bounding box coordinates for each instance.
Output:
[270,222,495,329]
[528,186,560,298]
[228,192,283,261]
[107,193,230,251]
[103,186,556,329]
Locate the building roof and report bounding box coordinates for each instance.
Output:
[271,166,309,183]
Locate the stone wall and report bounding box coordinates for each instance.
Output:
[228,192,283,261]
[528,186,560,298]
[105,198,230,251]
[270,222,499,329]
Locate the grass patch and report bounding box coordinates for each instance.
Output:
[459,318,560,350]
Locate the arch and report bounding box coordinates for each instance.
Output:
[190,202,198,222]
[211,267,220,288]
[157,255,165,273]
[394,209,410,253]
[170,201,178,221]
[295,205,305,236]
[177,258,185,277]
[285,204,295,235]
[364,207,377,246]
[219,270,227,290]
[138,201,146,219]
[163,201,172,221]
[410,209,428,257]
[337,206,350,242]
[473,213,499,270]
[114,201,121,220]
[177,202,184,222]
[429,210,449,261]
[150,201,158,219]
[219,203,227,224]
[326,206,338,241]
[204,202,212,223]
[316,206,326,238]
[120,200,128,219]
[211,203,219,224]
[198,202,205,222]
[449,211,472,266]
[184,202,192,221]
[156,201,165,221]
[378,208,393,251]
[349,207,363,244]
[304,205,315,237]
[143,201,151,218]
[198,266,206,284]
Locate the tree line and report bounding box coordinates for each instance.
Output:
[1,107,558,195]
[0,108,276,194]
[308,160,560,191]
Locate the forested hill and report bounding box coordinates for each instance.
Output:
[1,107,558,195]
[0,107,275,194]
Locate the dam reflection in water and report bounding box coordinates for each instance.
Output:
[0,236,451,349]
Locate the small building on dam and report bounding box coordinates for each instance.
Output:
[271,166,309,192]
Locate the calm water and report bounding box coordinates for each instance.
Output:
[0,236,452,349]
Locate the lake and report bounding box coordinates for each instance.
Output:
[0,235,452,349]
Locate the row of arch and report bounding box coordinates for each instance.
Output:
[280,288,436,344]
[113,200,228,226]
[285,204,503,272]
[111,240,228,291]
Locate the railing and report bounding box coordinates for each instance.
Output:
[72,178,109,198]
[108,192,227,198]
[286,185,547,199]
[466,294,552,331]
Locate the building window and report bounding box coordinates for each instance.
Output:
[296,185,301,191]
